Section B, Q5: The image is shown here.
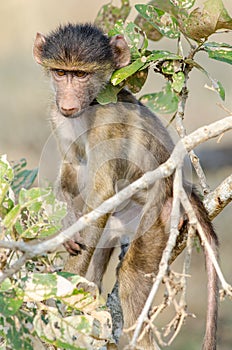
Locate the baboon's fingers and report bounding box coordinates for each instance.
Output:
[63,239,86,255]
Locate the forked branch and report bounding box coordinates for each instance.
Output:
[0,116,231,263]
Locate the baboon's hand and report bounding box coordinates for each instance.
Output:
[63,234,86,255]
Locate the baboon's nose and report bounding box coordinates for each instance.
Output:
[60,107,78,117]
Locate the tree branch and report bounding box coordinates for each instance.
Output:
[129,168,232,348]
[0,254,28,283]
[0,115,231,348]
[204,174,232,220]
[0,116,231,260]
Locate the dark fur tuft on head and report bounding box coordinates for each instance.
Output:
[41,23,113,67]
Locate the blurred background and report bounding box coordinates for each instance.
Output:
[0,1,231,349]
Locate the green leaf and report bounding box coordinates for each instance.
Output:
[134,0,188,40]
[0,156,14,206]
[0,293,23,316]
[95,0,131,32]
[24,273,74,301]
[3,187,67,238]
[140,82,179,114]
[203,42,232,65]
[109,20,146,60]
[216,80,225,100]
[137,0,181,17]
[96,83,123,105]
[124,22,142,59]
[172,71,185,92]
[185,59,225,100]
[111,50,182,87]
[0,279,12,292]
[135,13,163,41]
[108,18,125,37]
[12,170,38,195]
[11,158,38,195]
[148,50,182,62]
[3,204,21,229]
[34,309,112,349]
[126,68,149,93]
[135,3,180,39]
[18,187,44,206]
[0,156,15,219]
[111,58,146,85]
[170,0,195,9]
[5,311,34,350]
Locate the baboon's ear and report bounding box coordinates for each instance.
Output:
[33,32,46,65]
[110,35,131,69]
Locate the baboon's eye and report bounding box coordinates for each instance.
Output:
[73,70,88,79]
[55,69,66,77]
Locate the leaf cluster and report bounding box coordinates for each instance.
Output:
[0,273,113,350]
[95,0,232,114]
[0,156,113,349]
[0,156,66,241]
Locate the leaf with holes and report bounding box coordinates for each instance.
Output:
[135,4,180,39]
[170,0,195,9]
[148,50,182,62]
[135,13,163,41]
[0,293,23,317]
[111,58,146,86]
[0,155,14,217]
[3,187,67,238]
[109,20,146,60]
[94,0,131,32]
[180,0,232,41]
[140,83,179,114]
[203,42,232,65]
[126,68,149,93]
[185,59,225,100]
[172,72,185,93]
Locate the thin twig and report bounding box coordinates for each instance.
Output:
[175,62,211,195]
[189,151,210,194]
[0,253,28,283]
[216,103,232,115]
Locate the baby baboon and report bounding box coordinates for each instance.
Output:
[34,23,218,350]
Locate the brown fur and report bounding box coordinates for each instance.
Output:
[33,24,218,350]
